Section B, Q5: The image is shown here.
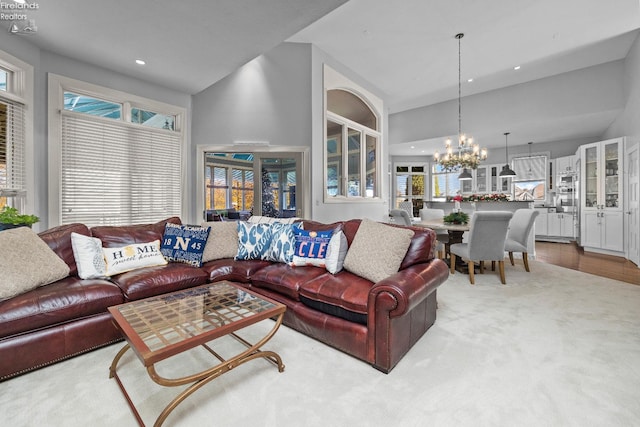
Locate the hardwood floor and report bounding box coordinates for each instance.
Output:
[534,241,640,285]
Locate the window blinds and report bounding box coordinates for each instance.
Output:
[61,113,181,226]
[512,155,547,182]
[0,99,25,192]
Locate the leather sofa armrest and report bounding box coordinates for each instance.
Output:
[368,259,449,318]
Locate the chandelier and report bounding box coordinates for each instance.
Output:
[433,33,487,177]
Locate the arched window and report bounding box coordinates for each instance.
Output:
[325,87,381,199]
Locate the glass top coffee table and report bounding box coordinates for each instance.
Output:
[108,280,286,427]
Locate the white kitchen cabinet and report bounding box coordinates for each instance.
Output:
[555,155,575,175]
[547,212,575,238]
[475,166,488,193]
[534,209,548,237]
[580,138,625,254]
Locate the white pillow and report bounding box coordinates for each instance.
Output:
[325,230,348,274]
[71,232,107,279]
[0,227,70,301]
[103,240,167,276]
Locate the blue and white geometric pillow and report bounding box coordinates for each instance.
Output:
[266,222,297,263]
[235,222,273,261]
[160,223,211,267]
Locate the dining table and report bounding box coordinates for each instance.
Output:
[414,218,471,272]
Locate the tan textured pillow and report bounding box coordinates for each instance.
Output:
[343,218,413,283]
[201,221,240,262]
[0,227,71,301]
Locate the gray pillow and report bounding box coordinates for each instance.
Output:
[201,221,240,262]
[0,227,70,301]
[343,218,413,283]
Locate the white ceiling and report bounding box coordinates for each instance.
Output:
[11,0,349,94]
[6,0,640,156]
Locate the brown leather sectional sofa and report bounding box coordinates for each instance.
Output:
[0,217,449,380]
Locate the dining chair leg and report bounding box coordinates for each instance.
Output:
[498,260,506,284]
[450,254,456,275]
[523,252,530,272]
[468,261,475,284]
[479,261,485,273]
[491,261,496,271]
[508,251,515,266]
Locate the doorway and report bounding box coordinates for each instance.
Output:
[201,150,304,220]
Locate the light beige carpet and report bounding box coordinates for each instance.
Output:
[2,261,640,427]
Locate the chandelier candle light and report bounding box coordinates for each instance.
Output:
[433,33,487,180]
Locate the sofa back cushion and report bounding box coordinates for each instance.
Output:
[38,223,91,275]
[91,217,181,248]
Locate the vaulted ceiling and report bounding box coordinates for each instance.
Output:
[5,0,640,154]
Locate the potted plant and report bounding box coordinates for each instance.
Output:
[0,206,40,231]
[443,211,469,225]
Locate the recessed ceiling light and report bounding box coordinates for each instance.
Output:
[135,59,146,65]
[467,78,474,82]
[514,65,521,70]
[410,145,415,149]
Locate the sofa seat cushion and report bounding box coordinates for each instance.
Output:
[251,264,329,301]
[0,276,124,339]
[109,263,208,301]
[201,259,271,283]
[298,271,372,325]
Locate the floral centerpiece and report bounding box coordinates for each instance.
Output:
[447,193,510,202]
[443,211,470,224]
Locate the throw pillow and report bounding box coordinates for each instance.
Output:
[267,222,297,263]
[235,222,273,261]
[160,223,211,267]
[103,240,167,276]
[247,215,301,225]
[325,230,349,274]
[0,227,70,301]
[70,232,107,279]
[290,227,334,268]
[342,218,413,283]
[201,221,240,262]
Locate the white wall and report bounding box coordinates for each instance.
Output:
[389,60,625,150]
[604,33,640,146]
[0,31,192,229]
[192,42,390,223]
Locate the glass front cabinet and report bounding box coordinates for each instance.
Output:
[580,138,624,253]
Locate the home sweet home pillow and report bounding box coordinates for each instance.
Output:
[0,227,70,301]
[343,218,413,283]
[103,240,167,276]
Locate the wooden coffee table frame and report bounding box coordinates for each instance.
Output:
[108,281,286,427]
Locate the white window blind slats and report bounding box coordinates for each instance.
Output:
[61,113,181,226]
[1,100,25,191]
[512,155,547,182]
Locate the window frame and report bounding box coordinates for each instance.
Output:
[323,65,383,204]
[48,74,187,226]
[0,49,34,219]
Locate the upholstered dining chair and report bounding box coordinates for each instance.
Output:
[419,208,449,259]
[450,211,513,285]
[389,209,412,226]
[504,209,540,272]
[398,201,414,218]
